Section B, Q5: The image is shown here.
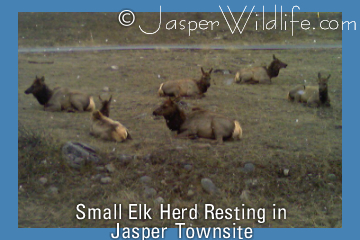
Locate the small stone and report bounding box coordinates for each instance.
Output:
[144,187,157,198]
[240,190,250,202]
[39,177,48,185]
[103,86,110,92]
[105,163,116,173]
[95,166,105,171]
[48,186,59,194]
[140,176,152,185]
[100,177,112,184]
[192,143,212,149]
[184,164,193,171]
[110,65,118,70]
[242,163,255,173]
[283,169,290,176]
[154,197,164,204]
[116,154,134,166]
[19,185,25,193]
[245,178,258,188]
[91,174,103,181]
[201,178,217,194]
[327,183,336,190]
[187,189,195,197]
[327,174,337,181]
[224,78,234,85]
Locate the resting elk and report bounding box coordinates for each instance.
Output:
[158,67,213,98]
[287,72,331,107]
[153,98,242,144]
[24,76,95,112]
[90,110,132,142]
[234,55,288,84]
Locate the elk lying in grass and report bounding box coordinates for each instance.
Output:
[234,55,288,84]
[152,98,242,144]
[287,73,331,107]
[158,67,213,98]
[90,110,132,142]
[24,76,95,112]
[99,95,112,117]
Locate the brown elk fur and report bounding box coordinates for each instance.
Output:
[158,67,213,98]
[90,110,131,142]
[234,55,288,84]
[153,98,242,144]
[99,95,112,117]
[24,76,95,112]
[287,73,331,107]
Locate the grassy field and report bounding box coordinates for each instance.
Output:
[18,12,342,47]
[18,13,342,228]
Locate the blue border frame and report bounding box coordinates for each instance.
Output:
[10,0,355,239]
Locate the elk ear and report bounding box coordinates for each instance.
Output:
[273,54,276,60]
[40,76,45,82]
[327,74,331,80]
[108,95,112,102]
[201,67,205,75]
[209,68,213,74]
[99,95,103,101]
[318,72,321,79]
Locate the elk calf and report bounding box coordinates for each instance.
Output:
[153,98,242,144]
[24,76,95,112]
[99,95,112,117]
[234,55,288,84]
[287,73,331,107]
[90,110,131,142]
[158,67,213,98]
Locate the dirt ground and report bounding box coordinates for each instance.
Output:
[18,13,342,228]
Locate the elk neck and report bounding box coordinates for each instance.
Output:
[319,85,329,104]
[34,85,53,105]
[164,106,186,132]
[196,78,210,94]
[266,62,281,79]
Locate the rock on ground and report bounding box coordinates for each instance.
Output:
[201,178,218,194]
[62,142,100,169]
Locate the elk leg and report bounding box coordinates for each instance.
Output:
[294,93,302,103]
[176,129,197,139]
[212,121,225,144]
[71,101,85,112]
[44,103,61,112]
[306,95,321,107]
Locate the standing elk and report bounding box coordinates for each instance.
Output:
[287,72,331,107]
[24,76,95,112]
[234,55,288,84]
[153,98,242,144]
[90,110,132,142]
[158,67,213,98]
